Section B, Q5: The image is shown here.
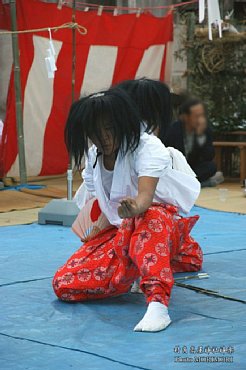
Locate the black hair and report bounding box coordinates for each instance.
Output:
[116,78,172,142]
[64,87,141,168]
[179,98,204,116]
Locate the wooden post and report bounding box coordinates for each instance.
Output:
[9,0,27,184]
[240,145,246,183]
[215,146,222,171]
[67,0,76,200]
[186,12,196,91]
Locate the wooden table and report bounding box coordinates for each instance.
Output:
[213,141,246,182]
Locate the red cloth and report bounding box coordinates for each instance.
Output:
[53,204,203,306]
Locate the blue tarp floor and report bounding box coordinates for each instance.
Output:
[0,206,246,370]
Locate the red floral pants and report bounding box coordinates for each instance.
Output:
[53,204,203,307]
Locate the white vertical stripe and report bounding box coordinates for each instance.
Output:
[164,41,173,86]
[80,45,118,96]
[8,36,63,177]
[0,31,13,119]
[135,44,165,80]
[199,0,205,22]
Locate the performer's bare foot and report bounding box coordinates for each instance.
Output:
[134,302,171,332]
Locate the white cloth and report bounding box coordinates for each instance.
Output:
[0,119,3,147]
[166,147,196,178]
[0,119,3,137]
[199,0,205,23]
[100,161,113,198]
[73,182,94,210]
[79,133,200,227]
[199,0,222,40]
[207,0,222,40]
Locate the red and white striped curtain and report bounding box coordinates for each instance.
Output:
[0,0,173,177]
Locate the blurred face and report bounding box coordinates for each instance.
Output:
[89,125,119,156]
[184,103,206,131]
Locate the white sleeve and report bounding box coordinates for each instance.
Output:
[134,133,171,178]
[166,147,197,177]
[81,146,96,195]
[73,182,94,209]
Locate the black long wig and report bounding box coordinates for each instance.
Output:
[116,78,172,142]
[64,87,141,168]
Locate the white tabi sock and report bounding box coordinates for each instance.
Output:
[134,301,171,332]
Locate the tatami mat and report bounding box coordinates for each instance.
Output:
[195,183,245,214]
[0,190,51,213]
[0,174,82,215]
[0,179,245,227]
[0,208,42,226]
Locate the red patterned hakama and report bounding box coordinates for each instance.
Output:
[53,204,203,306]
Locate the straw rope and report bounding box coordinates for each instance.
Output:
[0,22,87,35]
[63,0,198,11]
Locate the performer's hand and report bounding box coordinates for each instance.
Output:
[118,198,140,219]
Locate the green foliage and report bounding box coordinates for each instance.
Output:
[188,34,246,132]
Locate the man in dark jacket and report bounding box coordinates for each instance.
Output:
[164,98,224,187]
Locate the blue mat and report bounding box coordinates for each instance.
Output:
[0,184,46,191]
[0,206,246,370]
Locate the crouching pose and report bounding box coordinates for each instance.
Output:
[53,88,203,332]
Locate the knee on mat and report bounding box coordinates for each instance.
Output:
[52,273,64,298]
[52,270,95,302]
[52,271,77,301]
[52,281,87,302]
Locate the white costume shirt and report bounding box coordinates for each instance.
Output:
[80,132,201,227]
[100,161,113,198]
